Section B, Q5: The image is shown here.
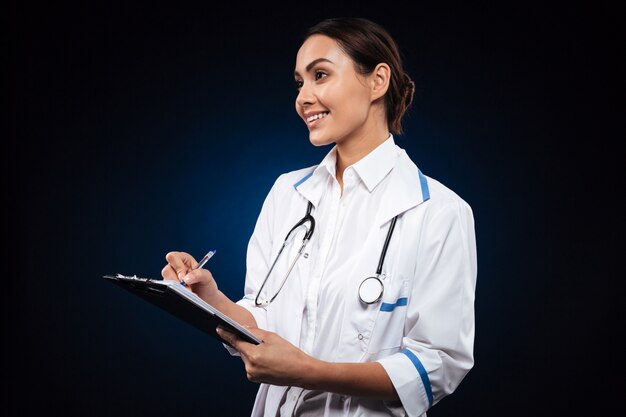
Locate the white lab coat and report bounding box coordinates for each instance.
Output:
[230,144,477,417]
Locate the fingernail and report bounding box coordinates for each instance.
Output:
[216,327,222,335]
[178,272,184,280]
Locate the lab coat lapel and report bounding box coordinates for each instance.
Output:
[374,150,430,226]
[293,168,321,209]
[294,144,337,210]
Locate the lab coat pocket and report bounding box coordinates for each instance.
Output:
[366,279,410,355]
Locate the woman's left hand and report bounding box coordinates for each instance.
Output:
[216,326,319,387]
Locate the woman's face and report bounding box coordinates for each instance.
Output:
[294,34,374,147]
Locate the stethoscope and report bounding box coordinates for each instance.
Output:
[254,201,398,307]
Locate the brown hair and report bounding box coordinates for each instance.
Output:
[304,17,415,135]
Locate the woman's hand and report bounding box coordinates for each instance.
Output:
[216,326,320,387]
[161,251,219,301]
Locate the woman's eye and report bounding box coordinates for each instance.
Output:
[295,71,326,91]
[315,70,327,81]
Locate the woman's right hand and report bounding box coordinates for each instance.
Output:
[161,251,219,301]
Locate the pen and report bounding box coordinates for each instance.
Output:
[180,249,217,286]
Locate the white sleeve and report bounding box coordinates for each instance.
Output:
[377,200,477,416]
[223,175,283,356]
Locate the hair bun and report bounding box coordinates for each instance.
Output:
[403,73,415,107]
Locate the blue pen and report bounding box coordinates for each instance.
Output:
[180,249,216,286]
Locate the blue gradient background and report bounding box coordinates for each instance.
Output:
[8,2,622,416]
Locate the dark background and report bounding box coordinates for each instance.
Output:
[8,1,622,416]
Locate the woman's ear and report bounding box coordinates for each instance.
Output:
[370,63,391,101]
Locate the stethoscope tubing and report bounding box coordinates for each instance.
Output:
[377,215,398,276]
[255,201,398,306]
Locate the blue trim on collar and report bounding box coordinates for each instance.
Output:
[294,172,313,188]
[401,348,433,408]
[418,169,430,201]
[380,297,408,312]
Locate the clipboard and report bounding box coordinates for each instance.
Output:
[103,274,262,345]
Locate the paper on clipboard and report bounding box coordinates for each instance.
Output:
[103,274,262,345]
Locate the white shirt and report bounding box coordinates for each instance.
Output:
[228,135,477,417]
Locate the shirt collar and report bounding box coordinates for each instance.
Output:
[295,134,402,208]
[294,135,431,225]
[316,145,338,178]
[351,134,398,193]
[311,133,398,190]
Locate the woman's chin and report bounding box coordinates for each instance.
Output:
[308,133,335,147]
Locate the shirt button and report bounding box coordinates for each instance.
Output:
[358,333,364,340]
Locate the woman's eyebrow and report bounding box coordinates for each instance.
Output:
[294,58,334,77]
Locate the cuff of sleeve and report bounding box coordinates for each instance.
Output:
[237,296,267,329]
[222,297,267,357]
[377,349,433,417]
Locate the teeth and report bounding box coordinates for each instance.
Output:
[307,112,329,123]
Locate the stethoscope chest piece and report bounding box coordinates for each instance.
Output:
[359,276,384,304]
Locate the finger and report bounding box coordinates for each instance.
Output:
[161,264,178,281]
[182,268,214,286]
[216,326,236,346]
[165,251,196,281]
[231,335,256,356]
[217,326,254,355]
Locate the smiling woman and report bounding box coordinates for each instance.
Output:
[162,17,477,417]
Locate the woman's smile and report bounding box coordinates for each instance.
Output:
[306,111,330,127]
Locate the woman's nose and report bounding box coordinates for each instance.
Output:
[296,82,316,108]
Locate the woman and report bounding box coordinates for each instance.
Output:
[162,17,477,417]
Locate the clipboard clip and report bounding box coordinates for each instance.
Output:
[116,273,153,282]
